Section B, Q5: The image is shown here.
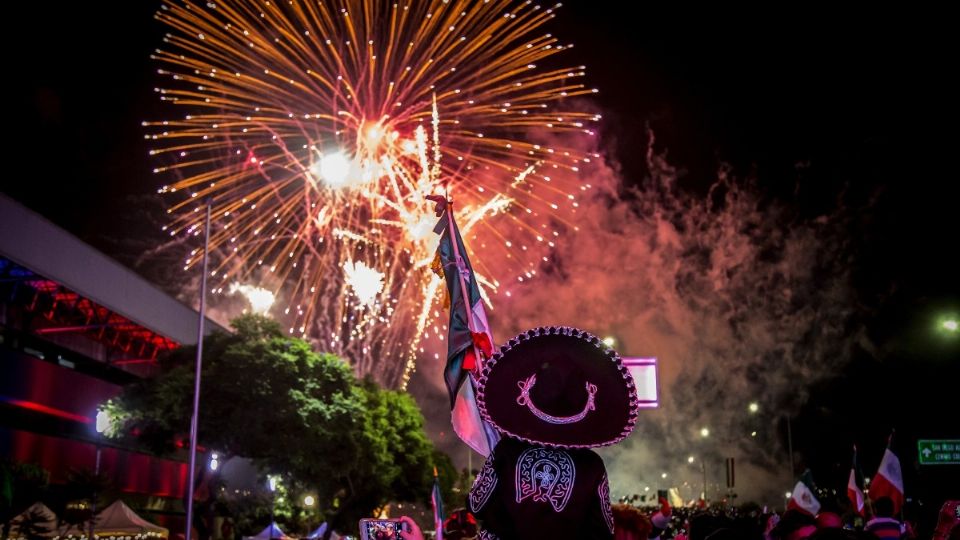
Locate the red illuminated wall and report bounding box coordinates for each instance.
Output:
[1,428,189,498]
[0,349,121,421]
[0,346,188,498]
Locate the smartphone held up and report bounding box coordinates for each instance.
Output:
[358,518,404,540]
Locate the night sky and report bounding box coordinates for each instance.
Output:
[6,0,958,511]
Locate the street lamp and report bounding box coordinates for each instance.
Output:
[939,316,959,334]
[268,476,279,540]
[303,496,315,537]
[89,409,110,540]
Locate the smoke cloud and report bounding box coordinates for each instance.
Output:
[409,129,862,506]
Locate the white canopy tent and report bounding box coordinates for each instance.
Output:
[7,502,58,539]
[62,500,168,539]
[242,522,295,540]
[305,523,341,540]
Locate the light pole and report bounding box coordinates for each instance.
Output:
[786,415,795,478]
[185,198,212,540]
[303,495,315,538]
[89,410,110,540]
[268,476,278,540]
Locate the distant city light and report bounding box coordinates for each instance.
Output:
[936,314,959,337]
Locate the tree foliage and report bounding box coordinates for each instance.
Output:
[104,314,451,537]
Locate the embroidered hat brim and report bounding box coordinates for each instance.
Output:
[476,326,640,449]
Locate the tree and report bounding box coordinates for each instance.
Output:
[0,460,49,539]
[318,380,438,535]
[104,314,450,539]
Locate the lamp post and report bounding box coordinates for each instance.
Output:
[303,495,315,538]
[89,410,110,540]
[185,197,212,540]
[786,415,795,478]
[268,476,278,540]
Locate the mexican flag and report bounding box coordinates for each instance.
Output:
[431,196,499,456]
[847,446,865,516]
[788,470,821,516]
[870,448,904,514]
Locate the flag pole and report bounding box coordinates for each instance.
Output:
[856,444,873,518]
[443,201,486,375]
[432,466,443,540]
[185,198,212,540]
[887,430,903,522]
[444,202,479,338]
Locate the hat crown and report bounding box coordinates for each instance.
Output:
[526,358,590,416]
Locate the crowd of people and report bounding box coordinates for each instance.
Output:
[392,326,958,540]
[605,496,960,540]
[395,497,959,540]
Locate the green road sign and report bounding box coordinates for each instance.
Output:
[918,440,960,465]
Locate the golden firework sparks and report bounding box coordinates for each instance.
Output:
[147,0,598,387]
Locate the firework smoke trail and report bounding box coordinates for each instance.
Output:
[145,0,598,387]
[412,131,861,505]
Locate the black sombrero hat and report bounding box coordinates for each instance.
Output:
[476,326,640,449]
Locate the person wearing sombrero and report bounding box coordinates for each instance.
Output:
[467,326,641,540]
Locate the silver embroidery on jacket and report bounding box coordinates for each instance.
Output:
[599,473,613,533]
[514,447,576,512]
[469,454,498,513]
[477,529,500,540]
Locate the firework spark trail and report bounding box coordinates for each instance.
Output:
[147,0,598,387]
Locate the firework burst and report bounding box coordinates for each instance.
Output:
[147,0,598,387]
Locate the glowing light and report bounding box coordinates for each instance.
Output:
[661,472,668,479]
[700,427,710,438]
[209,452,220,471]
[602,336,616,347]
[748,402,759,413]
[785,492,792,498]
[344,260,385,306]
[751,431,757,437]
[95,409,112,435]
[687,456,695,464]
[943,319,958,332]
[303,495,315,507]
[268,475,278,492]
[229,283,276,315]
